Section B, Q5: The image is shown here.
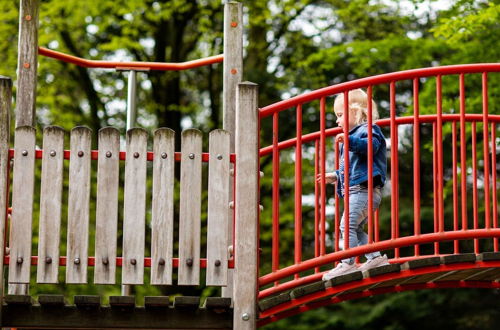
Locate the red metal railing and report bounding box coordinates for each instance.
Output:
[257,63,500,303]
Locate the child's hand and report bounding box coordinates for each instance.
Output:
[335,133,346,144]
[316,172,338,184]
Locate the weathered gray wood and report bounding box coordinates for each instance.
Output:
[122,128,148,285]
[222,0,242,300]
[37,126,65,283]
[16,0,39,127]
[8,126,36,284]
[0,76,12,320]
[150,128,175,285]
[207,129,230,286]
[233,82,259,329]
[94,127,120,284]
[178,129,203,286]
[66,127,92,284]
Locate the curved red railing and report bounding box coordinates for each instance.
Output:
[257,63,500,323]
[38,46,223,71]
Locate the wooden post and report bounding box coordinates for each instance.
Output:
[222,0,243,300]
[233,82,259,330]
[0,76,12,319]
[16,0,39,127]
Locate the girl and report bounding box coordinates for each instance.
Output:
[320,89,389,280]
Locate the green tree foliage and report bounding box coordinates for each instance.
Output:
[0,0,499,328]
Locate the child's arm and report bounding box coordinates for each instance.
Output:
[346,128,384,155]
[316,172,338,184]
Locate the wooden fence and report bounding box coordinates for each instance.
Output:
[7,126,233,287]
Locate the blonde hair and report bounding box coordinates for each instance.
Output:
[333,89,379,125]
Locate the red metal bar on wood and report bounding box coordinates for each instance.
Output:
[472,122,479,253]
[314,140,320,272]
[436,76,444,233]
[38,46,223,71]
[433,123,439,254]
[294,104,303,273]
[459,74,468,232]
[452,121,459,253]
[367,86,374,245]
[272,112,280,275]
[390,82,399,258]
[334,139,340,253]
[343,92,350,252]
[320,98,327,256]
[412,78,421,256]
[492,123,498,252]
[482,72,491,229]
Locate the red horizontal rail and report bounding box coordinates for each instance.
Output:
[258,229,500,287]
[259,63,500,117]
[3,256,234,269]
[39,46,224,71]
[8,149,236,163]
[260,113,500,156]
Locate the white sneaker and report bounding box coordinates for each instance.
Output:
[358,254,389,272]
[322,262,358,281]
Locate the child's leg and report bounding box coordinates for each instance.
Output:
[339,191,370,264]
[358,188,383,260]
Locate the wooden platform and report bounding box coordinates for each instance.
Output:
[2,295,232,329]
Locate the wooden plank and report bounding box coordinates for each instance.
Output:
[16,0,39,127]
[233,82,259,330]
[150,128,175,285]
[37,126,65,283]
[206,129,230,286]
[0,76,12,320]
[122,128,148,285]
[178,129,202,285]
[8,126,36,284]
[94,127,120,284]
[66,127,92,284]
[222,0,243,300]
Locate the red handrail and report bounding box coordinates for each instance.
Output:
[38,46,223,71]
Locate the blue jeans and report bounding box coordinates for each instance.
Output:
[339,187,382,264]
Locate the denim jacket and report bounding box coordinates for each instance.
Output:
[335,123,387,198]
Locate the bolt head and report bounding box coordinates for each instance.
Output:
[46,257,52,264]
[186,258,193,267]
[106,151,112,158]
[102,257,109,265]
[74,258,81,265]
[133,152,140,158]
[21,150,28,156]
[189,153,195,159]
[158,258,165,266]
[77,151,84,157]
[130,258,137,265]
[16,257,23,264]
[161,152,167,159]
[50,150,56,157]
[217,154,223,160]
[242,313,250,321]
[215,259,221,267]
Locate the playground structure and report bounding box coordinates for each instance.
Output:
[0,1,499,329]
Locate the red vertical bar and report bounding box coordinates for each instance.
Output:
[320,97,327,256]
[367,86,374,245]
[343,92,350,252]
[459,74,468,231]
[482,72,491,230]
[491,123,498,252]
[390,82,399,258]
[433,123,439,254]
[3,156,11,253]
[334,139,340,253]
[452,122,459,253]
[472,122,479,253]
[436,76,444,234]
[314,139,320,271]
[413,78,421,256]
[375,209,380,242]
[272,112,280,275]
[294,104,303,276]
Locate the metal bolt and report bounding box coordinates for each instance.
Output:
[189,153,195,159]
[230,21,238,27]
[102,257,109,265]
[106,151,112,158]
[230,169,235,176]
[158,258,165,266]
[217,154,223,160]
[186,258,193,267]
[46,257,52,264]
[161,152,167,159]
[21,150,28,156]
[16,257,23,264]
[214,259,221,267]
[229,201,234,209]
[130,258,137,265]
[25,15,32,21]
[78,151,84,157]
[74,258,80,265]
[231,68,237,75]
[133,152,139,158]
[242,313,250,321]
[50,150,56,157]
[23,63,30,69]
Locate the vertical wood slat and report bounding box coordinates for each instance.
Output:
[8,126,36,284]
[178,129,202,286]
[0,77,12,320]
[94,127,120,284]
[150,128,175,285]
[36,126,65,283]
[66,127,92,284]
[206,129,230,286]
[122,128,148,285]
[16,0,39,127]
